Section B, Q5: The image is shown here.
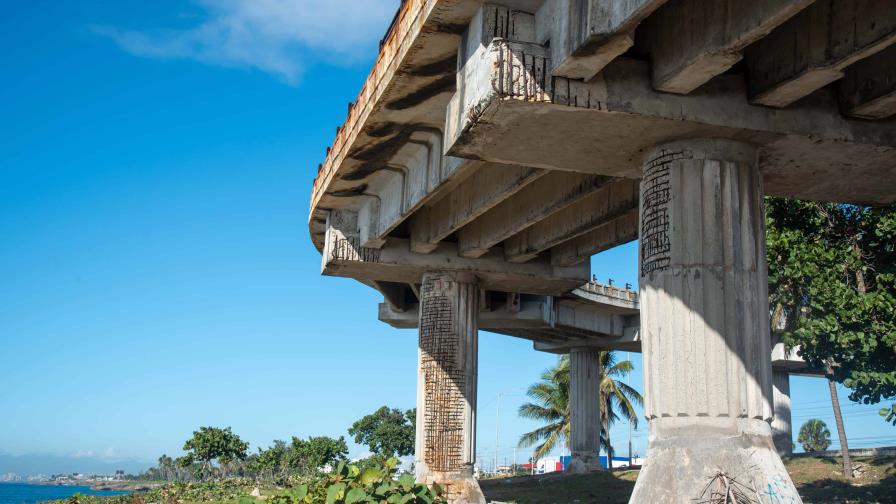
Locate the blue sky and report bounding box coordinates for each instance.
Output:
[0,0,892,475]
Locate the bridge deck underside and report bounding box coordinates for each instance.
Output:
[309,0,896,306]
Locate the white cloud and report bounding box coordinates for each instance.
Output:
[95,0,399,84]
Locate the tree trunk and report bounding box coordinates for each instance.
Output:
[827,369,852,478]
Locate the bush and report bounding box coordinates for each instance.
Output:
[271,457,444,504]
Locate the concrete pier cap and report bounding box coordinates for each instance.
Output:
[631,138,801,503]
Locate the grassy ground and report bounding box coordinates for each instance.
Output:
[478,456,896,504]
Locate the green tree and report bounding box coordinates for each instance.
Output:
[348,406,416,458]
[517,356,569,460]
[766,200,896,409]
[287,435,348,475]
[517,352,642,461]
[181,426,249,480]
[250,440,289,481]
[797,419,832,453]
[766,200,896,476]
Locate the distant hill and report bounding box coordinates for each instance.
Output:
[0,453,151,477]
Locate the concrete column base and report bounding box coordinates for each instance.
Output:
[566,452,604,473]
[630,419,800,503]
[420,472,485,504]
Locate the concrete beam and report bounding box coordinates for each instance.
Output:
[544,0,667,80]
[503,178,639,263]
[444,39,896,205]
[357,130,474,249]
[639,0,813,94]
[409,163,546,253]
[840,44,896,119]
[746,0,896,108]
[551,208,638,267]
[379,299,554,330]
[323,210,590,295]
[456,171,611,258]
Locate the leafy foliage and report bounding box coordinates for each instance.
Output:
[766,199,896,417]
[517,352,642,460]
[797,419,832,453]
[179,427,250,480]
[881,403,896,426]
[270,457,444,504]
[348,406,416,458]
[287,436,349,476]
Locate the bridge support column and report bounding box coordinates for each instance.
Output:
[630,139,802,503]
[568,347,604,473]
[415,271,485,504]
[772,370,793,456]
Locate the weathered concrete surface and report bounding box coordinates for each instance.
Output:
[415,271,485,504]
[409,163,546,253]
[543,0,667,80]
[503,178,639,263]
[840,44,896,120]
[772,369,794,456]
[638,0,814,94]
[322,210,590,295]
[746,0,896,108]
[456,172,612,259]
[551,209,638,267]
[631,139,801,503]
[445,39,896,205]
[568,348,603,473]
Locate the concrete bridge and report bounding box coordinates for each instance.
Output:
[308,1,896,502]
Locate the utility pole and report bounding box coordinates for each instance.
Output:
[495,392,501,475]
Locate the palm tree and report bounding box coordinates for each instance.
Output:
[517,352,642,462]
[599,352,642,462]
[517,355,570,460]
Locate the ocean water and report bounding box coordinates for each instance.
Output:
[0,483,129,504]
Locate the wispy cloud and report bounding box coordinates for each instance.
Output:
[95,0,398,85]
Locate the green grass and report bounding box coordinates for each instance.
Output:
[478,456,896,504]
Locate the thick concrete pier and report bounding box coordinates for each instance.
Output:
[415,271,485,504]
[567,347,603,473]
[631,139,801,503]
[772,369,794,456]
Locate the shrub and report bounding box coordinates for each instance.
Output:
[272,457,444,504]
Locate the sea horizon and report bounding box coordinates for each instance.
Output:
[0,482,129,504]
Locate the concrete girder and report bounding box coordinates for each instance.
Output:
[503,178,639,263]
[357,130,473,249]
[456,171,612,258]
[323,210,590,295]
[550,208,639,267]
[445,39,896,206]
[746,0,896,109]
[409,163,547,253]
[638,0,814,94]
[540,0,668,80]
[840,44,896,120]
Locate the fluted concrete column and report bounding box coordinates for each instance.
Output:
[772,370,793,456]
[415,271,485,504]
[630,140,802,503]
[568,348,603,473]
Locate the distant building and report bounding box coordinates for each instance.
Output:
[0,472,22,482]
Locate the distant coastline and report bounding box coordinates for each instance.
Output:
[31,481,160,492]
